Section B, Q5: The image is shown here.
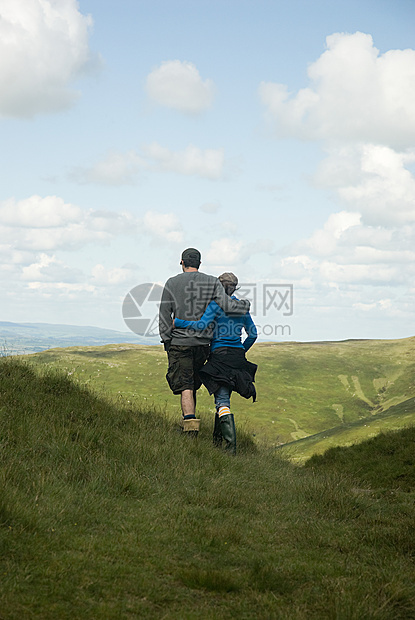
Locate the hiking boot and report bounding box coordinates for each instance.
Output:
[213,412,222,447]
[219,413,236,455]
[179,417,200,437]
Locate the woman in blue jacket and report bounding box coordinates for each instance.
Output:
[174,272,257,454]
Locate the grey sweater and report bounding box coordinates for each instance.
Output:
[159,271,250,346]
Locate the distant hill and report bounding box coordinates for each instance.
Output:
[0,321,157,354]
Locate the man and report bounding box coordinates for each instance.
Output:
[159,248,250,435]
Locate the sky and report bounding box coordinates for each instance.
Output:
[1,0,415,342]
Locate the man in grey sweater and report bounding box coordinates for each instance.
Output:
[159,248,250,434]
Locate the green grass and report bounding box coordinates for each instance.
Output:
[27,336,415,450]
[1,357,415,618]
[280,396,415,463]
[305,424,415,492]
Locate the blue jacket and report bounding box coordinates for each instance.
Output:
[174,297,257,352]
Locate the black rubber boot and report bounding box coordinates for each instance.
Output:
[213,412,222,448]
[219,414,236,455]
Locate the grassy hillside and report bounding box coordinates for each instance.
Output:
[280,396,415,463]
[305,424,415,492]
[1,357,415,619]
[28,336,415,447]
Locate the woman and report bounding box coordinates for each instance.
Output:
[174,272,257,454]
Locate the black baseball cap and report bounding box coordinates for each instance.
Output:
[181,248,201,262]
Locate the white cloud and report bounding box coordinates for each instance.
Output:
[87,210,137,235]
[0,196,131,252]
[70,151,146,186]
[314,144,415,226]
[337,146,415,226]
[91,264,136,285]
[0,196,187,308]
[142,211,183,243]
[260,32,415,149]
[340,225,395,249]
[145,60,214,114]
[279,208,415,292]
[0,0,97,117]
[0,247,33,266]
[302,211,361,256]
[205,239,244,266]
[353,302,378,312]
[295,142,415,293]
[27,281,96,295]
[0,196,187,267]
[21,253,83,283]
[71,143,225,185]
[143,142,225,180]
[350,246,415,264]
[319,261,398,285]
[0,195,82,228]
[204,238,274,268]
[18,225,111,252]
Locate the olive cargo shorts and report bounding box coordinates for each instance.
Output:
[166,345,210,395]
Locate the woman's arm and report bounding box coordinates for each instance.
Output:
[174,301,220,331]
[242,313,258,352]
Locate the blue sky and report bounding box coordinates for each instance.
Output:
[1,0,415,341]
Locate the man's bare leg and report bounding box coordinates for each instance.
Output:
[181,389,195,416]
[180,389,200,434]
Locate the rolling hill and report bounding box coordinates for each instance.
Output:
[279,395,415,462]
[26,335,415,453]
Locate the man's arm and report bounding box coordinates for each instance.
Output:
[212,279,250,315]
[158,283,174,347]
[174,301,219,331]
